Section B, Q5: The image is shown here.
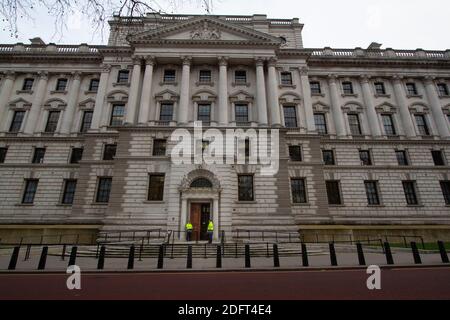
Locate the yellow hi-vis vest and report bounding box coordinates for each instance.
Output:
[186,222,193,231]
[207,221,214,232]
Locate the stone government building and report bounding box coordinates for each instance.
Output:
[0,13,449,243]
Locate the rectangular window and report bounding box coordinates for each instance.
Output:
[432,150,445,166]
[163,69,176,83]
[280,72,293,85]
[0,147,7,163]
[199,70,211,83]
[159,103,173,122]
[32,148,45,164]
[22,179,38,204]
[62,179,77,205]
[152,139,167,156]
[235,104,249,124]
[80,110,93,133]
[359,150,372,166]
[89,79,100,92]
[103,144,117,161]
[342,82,354,94]
[396,150,409,166]
[288,145,302,162]
[117,70,129,83]
[70,147,84,164]
[406,83,418,95]
[10,111,25,133]
[96,177,112,203]
[148,174,165,201]
[291,178,307,204]
[235,70,247,84]
[402,181,419,205]
[440,181,450,205]
[283,106,297,128]
[238,175,254,201]
[55,78,68,91]
[245,138,250,158]
[437,83,449,96]
[110,104,125,126]
[314,113,328,134]
[381,114,396,136]
[326,180,342,205]
[310,81,321,94]
[45,111,60,133]
[415,114,430,136]
[374,82,386,95]
[322,150,335,165]
[364,181,381,205]
[22,78,34,91]
[348,113,362,135]
[197,104,211,123]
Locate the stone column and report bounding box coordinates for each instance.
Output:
[0,71,15,132]
[327,75,346,137]
[91,64,111,130]
[60,72,81,134]
[125,57,142,124]
[179,198,187,241]
[255,58,268,125]
[138,56,155,124]
[218,56,229,125]
[360,75,382,137]
[177,56,192,125]
[213,198,219,241]
[267,58,281,126]
[299,67,316,132]
[24,71,48,134]
[424,77,450,138]
[392,76,416,138]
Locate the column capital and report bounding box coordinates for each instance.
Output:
[392,75,404,82]
[100,63,112,73]
[299,66,309,76]
[359,75,371,84]
[218,56,228,66]
[71,71,82,81]
[327,74,338,82]
[132,56,143,65]
[254,57,265,67]
[144,55,156,66]
[2,70,15,80]
[267,57,277,67]
[37,71,48,80]
[181,56,192,66]
[423,75,436,85]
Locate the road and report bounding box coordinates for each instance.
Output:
[0,267,449,300]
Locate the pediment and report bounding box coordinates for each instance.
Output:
[128,16,282,46]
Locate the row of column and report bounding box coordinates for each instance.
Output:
[327,75,450,138]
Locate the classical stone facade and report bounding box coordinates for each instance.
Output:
[0,14,450,243]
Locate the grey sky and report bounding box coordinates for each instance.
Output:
[1,0,449,50]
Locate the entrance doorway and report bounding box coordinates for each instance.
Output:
[190,203,211,241]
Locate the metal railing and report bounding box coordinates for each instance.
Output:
[233,229,300,243]
[97,228,165,244]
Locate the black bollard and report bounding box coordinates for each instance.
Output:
[97,245,106,270]
[157,245,164,269]
[245,244,251,268]
[301,243,309,267]
[273,244,280,268]
[384,242,394,265]
[68,246,77,266]
[216,245,222,268]
[61,244,66,261]
[127,245,135,269]
[37,246,48,270]
[8,246,20,270]
[356,242,366,266]
[24,244,31,261]
[410,242,422,264]
[187,245,193,269]
[437,241,449,263]
[329,242,338,266]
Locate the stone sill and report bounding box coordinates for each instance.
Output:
[439,95,450,99]
[311,93,325,97]
[143,201,165,204]
[341,93,358,98]
[232,82,251,87]
[291,202,310,206]
[56,204,73,207]
[16,90,34,95]
[159,81,178,86]
[84,90,98,94]
[406,94,423,99]
[235,201,257,204]
[367,205,386,208]
[50,90,67,95]
[90,202,109,206]
[195,81,214,87]
[113,82,130,87]
[406,204,425,208]
[329,204,345,207]
[279,84,297,89]
[374,93,391,98]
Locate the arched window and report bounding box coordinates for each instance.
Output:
[190,178,213,188]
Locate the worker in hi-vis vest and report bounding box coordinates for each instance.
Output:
[207,220,214,243]
[185,221,193,242]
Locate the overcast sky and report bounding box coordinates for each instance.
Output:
[1,0,449,50]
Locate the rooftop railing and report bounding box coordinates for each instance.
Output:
[307,47,450,59]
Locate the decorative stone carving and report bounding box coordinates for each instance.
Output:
[179,169,221,192]
[190,22,221,40]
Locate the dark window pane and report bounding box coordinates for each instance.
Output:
[117,70,129,83]
[283,106,297,128]
[163,70,176,83]
[326,180,342,205]
[381,114,396,136]
[342,82,354,94]
[235,70,247,84]
[310,81,321,94]
[80,111,93,133]
[56,79,67,91]
[440,181,450,205]
[406,83,418,95]
[152,139,167,156]
[10,111,25,133]
[291,178,307,203]
[0,147,7,163]
[199,70,211,83]
[365,181,380,205]
[32,148,45,164]
[432,150,445,166]
[437,83,449,96]
[197,104,211,123]
[110,104,125,126]
[415,114,430,136]
[244,139,250,158]
[402,181,418,205]
[348,113,362,135]
[289,146,302,161]
[96,178,112,203]
[62,179,77,205]
[322,150,335,165]
[190,178,212,188]
[70,148,83,164]
[281,72,292,85]
[314,113,327,134]
[374,82,386,95]
[103,144,117,161]
[159,103,173,121]
[359,150,372,166]
[22,78,34,91]
[396,150,409,166]
[148,174,165,201]
[22,179,38,204]
[45,111,60,133]
[238,175,254,201]
[235,104,248,124]
[89,79,100,92]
